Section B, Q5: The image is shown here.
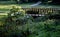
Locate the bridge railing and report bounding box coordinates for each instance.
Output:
[22,8,60,16]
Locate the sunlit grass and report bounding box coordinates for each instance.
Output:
[0,5,22,9]
[0,4,60,11]
[0,4,60,16]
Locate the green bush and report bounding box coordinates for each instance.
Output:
[26,19,60,37]
[0,6,60,37]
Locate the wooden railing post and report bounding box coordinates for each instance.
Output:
[22,8,60,17]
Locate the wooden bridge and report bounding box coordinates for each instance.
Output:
[22,8,60,16]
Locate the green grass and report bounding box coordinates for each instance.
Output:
[0,1,16,4]
[0,4,60,15]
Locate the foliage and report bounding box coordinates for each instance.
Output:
[0,6,60,37]
[27,19,60,37]
[0,6,33,37]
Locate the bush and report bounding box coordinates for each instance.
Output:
[27,19,60,37]
[0,6,60,37]
[0,6,33,37]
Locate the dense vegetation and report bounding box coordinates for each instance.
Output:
[0,6,60,37]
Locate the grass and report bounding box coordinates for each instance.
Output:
[0,4,60,19]
[0,4,26,12]
[0,3,60,17]
[0,3,60,9]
